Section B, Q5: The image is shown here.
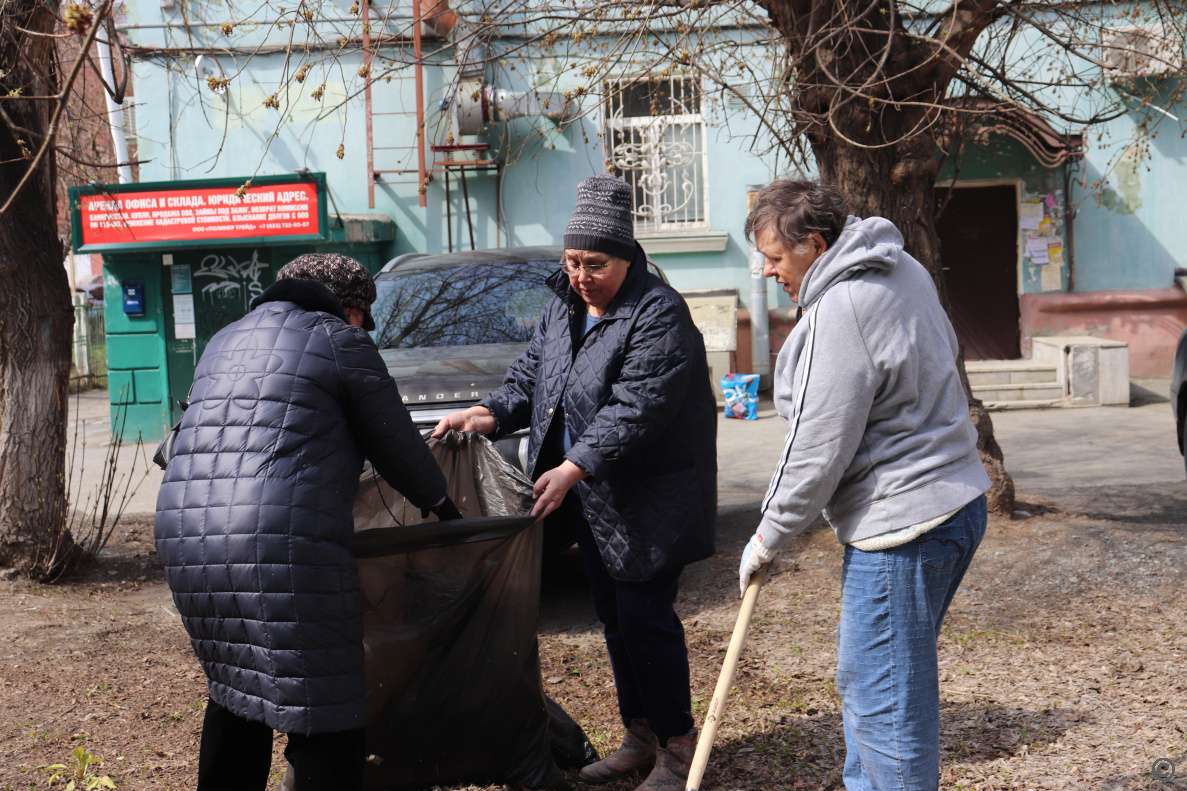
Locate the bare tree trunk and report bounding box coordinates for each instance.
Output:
[812,131,1015,516]
[0,0,76,571]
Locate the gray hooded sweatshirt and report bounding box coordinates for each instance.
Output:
[756,215,990,550]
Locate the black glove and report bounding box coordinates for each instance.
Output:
[421,496,463,521]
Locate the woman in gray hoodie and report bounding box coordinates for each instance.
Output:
[738,180,989,791]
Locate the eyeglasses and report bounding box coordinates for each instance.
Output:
[560,258,616,278]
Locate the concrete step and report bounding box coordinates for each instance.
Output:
[982,398,1064,410]
[965,360,1059,387]
[971,382,1065,403]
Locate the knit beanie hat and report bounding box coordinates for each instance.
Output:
[563,174,636,261]
[277,253,377,331]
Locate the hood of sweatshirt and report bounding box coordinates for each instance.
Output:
[796,216,904,309]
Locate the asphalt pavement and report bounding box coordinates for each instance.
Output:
[992,379,1181,491]
[66,387,163,517]
[716,377,1182,509]
[66,378,1183,520]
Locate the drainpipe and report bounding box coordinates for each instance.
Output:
[748,242,771,387]
[747,186,771,387]
[97,33,133,184]
[1064,156,1079,292]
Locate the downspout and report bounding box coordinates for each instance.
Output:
[96,33,133,183]
[747,186,770,387]
[748,242,771,387]
[1064,156,1078,292]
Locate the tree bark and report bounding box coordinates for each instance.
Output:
[755,0,1016,516]
[0,0,76,572]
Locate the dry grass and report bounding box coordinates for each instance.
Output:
[2,488,1186,790]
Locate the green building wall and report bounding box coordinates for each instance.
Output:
[103,256,172,442]
[100,214,396,442]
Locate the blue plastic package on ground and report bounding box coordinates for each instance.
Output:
[721,373,759,420]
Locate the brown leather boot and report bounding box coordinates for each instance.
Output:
[634,729,696,791]
[577,719,657,785]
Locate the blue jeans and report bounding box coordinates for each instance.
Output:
[836,495,987,791]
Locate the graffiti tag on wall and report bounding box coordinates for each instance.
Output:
[193,250,269,311]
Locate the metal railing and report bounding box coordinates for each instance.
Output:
[71,300,107,390]
[604,75,709,233]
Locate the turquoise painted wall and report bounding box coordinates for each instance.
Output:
[940,138,1071,294]
[1070,93,1187,292]
[102,257,171,440]
[125,22,788,309]
[122,0,1187,301]
[938,88,1187,297]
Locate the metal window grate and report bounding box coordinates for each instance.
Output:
[604,75,708,232]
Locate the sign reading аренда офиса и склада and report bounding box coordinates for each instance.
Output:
[69,174,328,253]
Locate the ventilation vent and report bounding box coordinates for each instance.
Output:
[1101,24,1183,77]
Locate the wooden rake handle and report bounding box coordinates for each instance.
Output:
[685,562,770,791]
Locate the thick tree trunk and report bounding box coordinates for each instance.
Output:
[811,131,1015,515]
[0,0,76,572]
[756,0,1016,515]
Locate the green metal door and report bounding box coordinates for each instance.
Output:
[161,248,275,423]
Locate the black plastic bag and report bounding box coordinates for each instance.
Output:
[353,431,582,790]
[546,696,598,769]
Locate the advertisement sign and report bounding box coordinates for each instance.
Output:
[70,174,328,253]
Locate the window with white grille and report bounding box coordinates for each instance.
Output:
[604,76,708,232]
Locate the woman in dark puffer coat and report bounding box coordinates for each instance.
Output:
[433,176,717,791]
[154,254,454,791]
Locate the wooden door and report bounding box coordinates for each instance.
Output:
[936,185,1021,360]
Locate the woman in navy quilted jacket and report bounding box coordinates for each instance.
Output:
[433,175,718,791]
[155,254,457,791]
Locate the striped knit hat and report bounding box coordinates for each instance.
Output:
[563,174,636,261]
[277,253,377,331]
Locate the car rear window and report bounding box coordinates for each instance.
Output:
[373,260,557,349]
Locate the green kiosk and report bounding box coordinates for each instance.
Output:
[69,173,395,441]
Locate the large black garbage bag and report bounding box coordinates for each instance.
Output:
[546,696,598,769]
[353,431,579,791]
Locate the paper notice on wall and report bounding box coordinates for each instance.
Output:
[173,293,196,339]
[171,263,193,294]
[1020,202,1044,230]
[173,293,195,323]
[1047,243,1064,264]
[1040,264,1062,291]
[1026,236,1050,263]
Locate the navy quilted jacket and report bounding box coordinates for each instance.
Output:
[154,278,447,735]
[479,243,716,581]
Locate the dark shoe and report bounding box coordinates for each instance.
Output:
[634,729,696,791]
[578,719,657,785]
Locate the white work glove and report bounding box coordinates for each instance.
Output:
[738,534,777,598]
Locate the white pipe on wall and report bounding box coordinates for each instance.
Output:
[96,35,133,184]
[749,242,771,385]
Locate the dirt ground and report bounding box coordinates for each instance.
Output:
[2,476,1185,790]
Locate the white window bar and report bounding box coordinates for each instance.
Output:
[604,75,709,232]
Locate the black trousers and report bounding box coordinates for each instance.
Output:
[197,699,365,791]
[571,505,695,742]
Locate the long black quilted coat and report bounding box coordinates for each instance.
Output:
[480,243,716,581]
[154,278,447,735]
